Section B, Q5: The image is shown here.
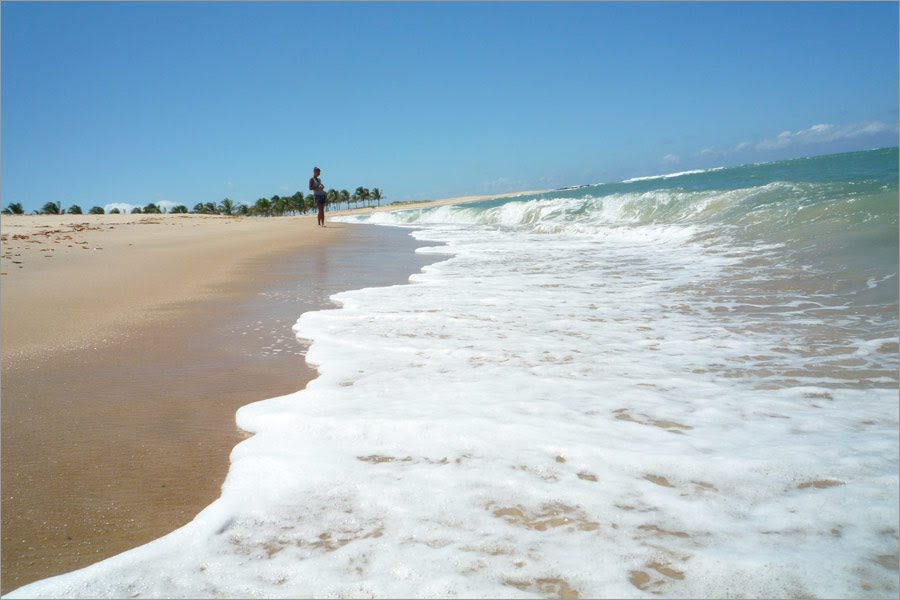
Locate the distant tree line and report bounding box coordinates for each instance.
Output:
[1,187,384,216]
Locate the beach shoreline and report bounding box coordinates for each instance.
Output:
[0,191,543,594]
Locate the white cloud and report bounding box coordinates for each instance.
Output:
[662,153,680,164]
[698,121,896,160]
[755,121,894,151]
[103,200,182,213]
[104,202,136,214]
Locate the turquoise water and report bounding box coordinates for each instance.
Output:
[489,147,898,284]
[364,147,899,389]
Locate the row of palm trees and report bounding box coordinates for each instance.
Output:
[1,187,385,216]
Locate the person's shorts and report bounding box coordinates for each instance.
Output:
[315,197,326,207]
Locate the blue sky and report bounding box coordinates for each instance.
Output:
[2,1,898,214]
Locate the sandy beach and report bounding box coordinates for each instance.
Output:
[0,191,547,594]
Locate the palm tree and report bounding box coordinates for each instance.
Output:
[218,198,236,215]
[340,189,351,210]
[41,201,62,215]
[171,205,189,214]
[371,188,383,207]
[89,206,105,214]
[291,192,306,215]
[253,197,272,217]
[192,202,217,215]
[67,205,83,214]
[143,203,161,214]
[271,195,288,216]
[1,202,24,215]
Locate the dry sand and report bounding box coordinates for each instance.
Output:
[0,191,550,593]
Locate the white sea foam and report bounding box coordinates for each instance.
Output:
[10,194,898,599]
[622,167,726,184]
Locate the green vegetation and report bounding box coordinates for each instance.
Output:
[2,186,386,217]
[41,201,62,215]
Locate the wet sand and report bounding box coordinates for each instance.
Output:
[0,211,437,594]
[0,190,550,594]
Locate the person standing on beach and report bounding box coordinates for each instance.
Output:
[309,167,326,227]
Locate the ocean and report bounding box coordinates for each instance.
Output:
[8,147,898,599]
